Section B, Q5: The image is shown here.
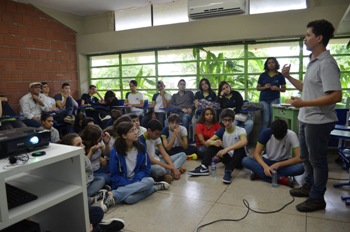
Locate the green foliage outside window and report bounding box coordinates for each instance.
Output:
[88,38,350,105]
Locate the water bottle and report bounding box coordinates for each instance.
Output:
[211,160,216,178]
[271,168,278,187]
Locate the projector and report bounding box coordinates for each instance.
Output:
[0,127,50,159]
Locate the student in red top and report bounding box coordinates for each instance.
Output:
[195,107,221,159]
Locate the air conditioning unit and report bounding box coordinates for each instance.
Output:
[188,0,246,19]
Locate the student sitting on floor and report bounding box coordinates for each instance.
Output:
[188,109,247,184]
[39,113,60,143]
[139,119,186,183]
[242,118,304,187]
[161,113,196,156]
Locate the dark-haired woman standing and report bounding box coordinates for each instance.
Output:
[257,57,286,131]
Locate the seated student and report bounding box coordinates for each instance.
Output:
[161,114,196,156]
[139,119,186,183]
[217,81,254,136]
[20,82,51,128]
[0,97,27,130]
[54,83,78,124]
[98,122,169,212]
[81,85,111,125]
[242,119,304,187]
[130,114,146,137]
[192,78,217,139]
[59,133,107,197]
[41,82,57,111]
[104,115,132,148]
[124,80,144,118]
[188,109,247,184]
[195,107,221,159]
[39,113,60,143]
[141,80,172,127]
[80,124,111,185]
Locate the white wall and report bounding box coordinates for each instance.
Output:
[76,4,347,54]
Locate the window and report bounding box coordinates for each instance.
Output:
[88,37,350,103]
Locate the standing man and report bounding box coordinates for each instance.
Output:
[168,79,194,132]
[20,82,51,127]
[282,19,342,212]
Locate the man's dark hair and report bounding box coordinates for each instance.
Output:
[178,79,186,84]
[220,108,235,120]
[270,119,288,140]
[307,19,334,47]
[130,80,138,86]
[129,114,138,120]
[168,113,180,124]
[89,85,97,89]
[40,113,52,122]
[146,119,163,131]
[41,82,48,86]
[62,82,70,89]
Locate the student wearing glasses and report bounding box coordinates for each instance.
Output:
[188,109,247,184]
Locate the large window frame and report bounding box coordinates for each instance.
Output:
[89,37,350,103]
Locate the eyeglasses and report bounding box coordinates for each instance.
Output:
[128,128,139,134]
[222,118,233,123]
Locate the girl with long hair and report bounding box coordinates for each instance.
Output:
[195,107,221,159]
[100,122,169,211]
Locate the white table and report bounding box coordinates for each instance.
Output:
[0,143,89,231]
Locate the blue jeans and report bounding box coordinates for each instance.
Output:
[111,177,156,204]
[260,98,280,132]
[151,152,186,177]
[299,121,335,199]
[87,176,105,197]
[234,116,254,136]
[242,157,304,183]
[94,165,111,185]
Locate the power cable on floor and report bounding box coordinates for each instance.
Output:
[195,196,295,231]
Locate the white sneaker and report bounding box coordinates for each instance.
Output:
[102,192,116,212]
[99,218,125,231]
[99,114,111,121]
[154,181,170,191]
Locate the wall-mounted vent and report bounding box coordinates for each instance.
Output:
[189,0,246,19]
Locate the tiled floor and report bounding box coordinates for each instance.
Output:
[104,149,350,232]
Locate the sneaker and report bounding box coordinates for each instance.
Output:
[289,184,310,197]
[222,169,233,184]
[278,176,294,188]
[154,181,170,191]
[250,172,260,180]
[100,114,112,121]
[93,189,107,202]
[98,218,125,232]
[162,174,173,184]
[100,192,116,213]
[103,185,112,191]
[188,164,209,176]
[296,198,326,212]
[64,115,75,124]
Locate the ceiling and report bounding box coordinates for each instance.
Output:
[14,0,176,16]
[13,0,350,34]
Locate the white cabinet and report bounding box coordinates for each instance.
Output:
[0,143,89,231]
